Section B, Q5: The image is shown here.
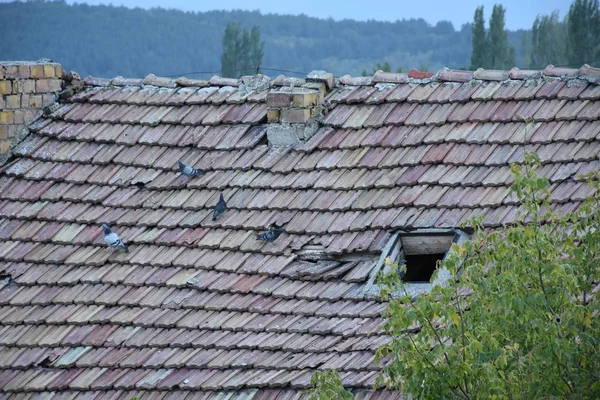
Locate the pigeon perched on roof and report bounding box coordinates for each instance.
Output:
[212,192,227,221]
[256,227,286,242]
[102,224,129,253]
[177,160,203,177]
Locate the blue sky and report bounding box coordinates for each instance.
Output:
[63,0,570,30]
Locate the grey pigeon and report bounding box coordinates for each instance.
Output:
[212,192,226,221]
[177,160,203,177]
[102,224,129,253]
[256,227,286,242]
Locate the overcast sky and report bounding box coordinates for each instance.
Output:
[63,0,569,30]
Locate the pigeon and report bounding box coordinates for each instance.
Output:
[256,227,286,242]
[177,160,203,177]
[102,224,129,253]
[212,192,227,221]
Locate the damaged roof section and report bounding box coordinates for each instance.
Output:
[0,62,598,397]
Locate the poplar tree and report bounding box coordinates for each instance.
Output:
[488,4,515,69]
[530,11,568,68]
[221,22,264,79]
[567,0,600,65]
[470,6,487,69]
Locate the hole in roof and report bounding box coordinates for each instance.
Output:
[0,271,11,284]
[134,182,146,188]
[257,131,268,146]
[37,357,53,368]
[397,233,455,283]
[401,253,446,282]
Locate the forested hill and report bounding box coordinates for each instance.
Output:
[0,0,526,79]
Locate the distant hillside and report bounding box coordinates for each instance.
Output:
[0,0,527,78]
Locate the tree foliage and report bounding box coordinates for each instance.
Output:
[567,0,600,65]
[307,370,354,400]
[529,11,568,68]
[221,22,264,78]
[375,152,600,399]
[488,4,515,69]
[470,4,516,69]
[0,1,528,78]
[470,6,487,70]
[361,62,405,76]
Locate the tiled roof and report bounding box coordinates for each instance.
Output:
[0,63,599,398]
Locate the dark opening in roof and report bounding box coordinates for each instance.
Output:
[402,253,446,282]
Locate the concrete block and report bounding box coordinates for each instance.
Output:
[281,108,311,124]
[43,64,56,78]
[292,92,318,108]
[20,94,30,108]
[0,111,14,124]
[307,70,335,90]
[42,94,56,105]
[267,92,291,108]
[29,95,43,108]
[5,66,18,79]
[30,65,44,79]
[0,140,10,153]
[0,125,7,140]
[6,95,21,109]
[0,81,11,94]
[12,110,24,124]
[267,108,280,123]
[18,65,30,78]
[20,80,36,94]
[48,79,63,92]
[54,64,63,79]
[36,79,50,93]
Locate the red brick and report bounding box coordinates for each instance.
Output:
[408,68,434,79]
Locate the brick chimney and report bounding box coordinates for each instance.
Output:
[0,60,64,163]
[266,70,334,147]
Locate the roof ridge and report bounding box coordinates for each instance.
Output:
[78,64,600,90]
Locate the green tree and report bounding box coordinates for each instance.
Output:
[470,6,487,69]
[307,370,354,400]
[567,0,600,65]
[221,21,264,78]
[374,152,600,398]
[530,11,568,68]
[488,4,515,68]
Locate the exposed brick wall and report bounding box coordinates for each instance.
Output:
[266,71,333,147]
[0,61,64,163]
